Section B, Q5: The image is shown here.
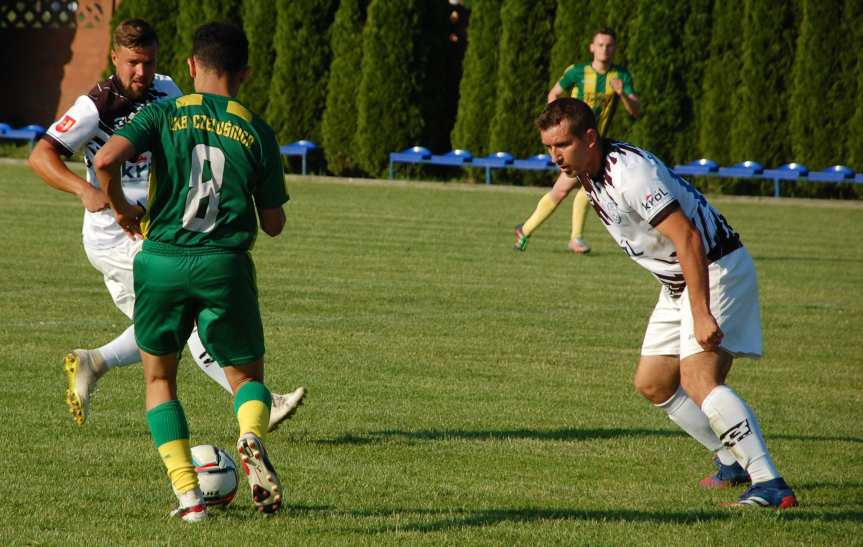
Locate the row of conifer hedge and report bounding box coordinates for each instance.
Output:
[112,0,863,197]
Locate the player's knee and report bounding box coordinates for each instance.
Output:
[633,375,675,404]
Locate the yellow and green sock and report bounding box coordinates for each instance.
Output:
[234,381,272,438]
[146,400,198,494]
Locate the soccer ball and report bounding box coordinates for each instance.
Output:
[191,444,239,506]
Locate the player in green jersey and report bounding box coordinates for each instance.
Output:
[95,22,287,521]
[514,28,640,254]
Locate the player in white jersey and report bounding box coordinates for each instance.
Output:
[533,98,797,509]
[28,19,304,430]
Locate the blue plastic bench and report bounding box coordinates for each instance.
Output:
[717,160,764,178]
[513,154,558,172]
[0,123,46,146]
[428,149,473,167]
[673,158,719,177]
[473,152,515,184]
[388,146,432,178]
[807,165,854,182]
[279,140,318,175]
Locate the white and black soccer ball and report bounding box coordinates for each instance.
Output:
[191,444,239,506]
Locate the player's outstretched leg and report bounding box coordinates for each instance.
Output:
[702,385,798,509]
[235,381,283,514]
[147,398,208,522]
[268,386,307,432]
[237,432,283,514]
[63,349,107,425]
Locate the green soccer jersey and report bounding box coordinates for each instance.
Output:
[558,63,635,136]
[117,92,288,251]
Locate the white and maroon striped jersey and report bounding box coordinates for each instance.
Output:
[582,141,741,298]
[44,74,181,249]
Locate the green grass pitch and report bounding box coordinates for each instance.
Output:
[0,161,861,545]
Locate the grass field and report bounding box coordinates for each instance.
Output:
[1,160,861,545]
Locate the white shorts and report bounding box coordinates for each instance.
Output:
[83,238,143,320]
[641,247,763,360]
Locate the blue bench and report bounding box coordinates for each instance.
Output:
[279,140,318,175]
[387,146,862,197]
[0,123,46,147]
[389,147,559,184]
[388,147,478,179]
[672,159,862,197]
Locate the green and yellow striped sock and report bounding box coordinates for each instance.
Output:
[234,381,272,438]
[146,400,197,494]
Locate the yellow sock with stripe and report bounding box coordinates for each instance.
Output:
[146,400,198,494]
[570,188,590,240]
[234,381,272,438]
[522,192,562,236]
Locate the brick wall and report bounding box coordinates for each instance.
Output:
[0,0,115,127]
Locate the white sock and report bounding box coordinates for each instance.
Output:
[186,327,232,393]
[656,386,732,462]
[701,385,780,483]
[96,325,140,369]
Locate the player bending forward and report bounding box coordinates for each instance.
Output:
[535,98,797,509]
[28,18,304,430]
[96,22,291,520]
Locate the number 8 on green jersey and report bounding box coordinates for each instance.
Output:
[116,93,288,363]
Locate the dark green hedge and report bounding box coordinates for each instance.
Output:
[321,0,368,175]
[103,1,862,197]
[266,0,338,146]
[238,0,277,117]
[450,0,502,157]
[488,0,556,159]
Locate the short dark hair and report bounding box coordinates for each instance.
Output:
[535,98,597,137]
[192,22,249,75]
[593,27,617,41]
[113,19,158,50]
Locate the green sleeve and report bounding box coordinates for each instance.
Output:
[116,102,161,153]
[622,69,636,96]
[558,64,579,94]
[254,124,289,209]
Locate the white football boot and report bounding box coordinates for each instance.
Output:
[170,487,208,522]
[63,349,107,426]
[236,432,283,514]
[267,387,306,432]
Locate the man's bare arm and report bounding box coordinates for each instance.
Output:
[28,139,109,212]
[258,206,285,237]
[94,136,141,236]
[654,207,723,350]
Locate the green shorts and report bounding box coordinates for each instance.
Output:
[133,242,265,365]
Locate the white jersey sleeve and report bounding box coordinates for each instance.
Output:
[45,74,183,250]
[617,153,678,227]
[44,95,101,156]
[584,141,741,298]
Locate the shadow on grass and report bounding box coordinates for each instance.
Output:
[314,428,863,446]
[753,254,863,265]
[345,505,863,534]
[314,427,688,445]
[769,433,863,444]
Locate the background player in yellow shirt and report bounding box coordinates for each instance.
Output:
[515,28,640,253]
